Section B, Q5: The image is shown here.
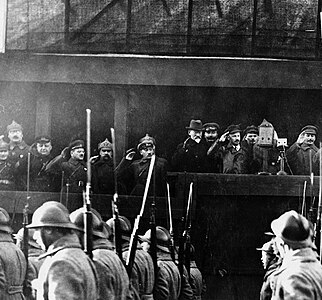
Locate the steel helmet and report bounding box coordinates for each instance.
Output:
[106,216,132,239]
[70,207,106,238]
[139,226,171,253]
[0,207,12,233]
[27,202,79,230]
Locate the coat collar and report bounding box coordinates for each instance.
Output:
[39,233,82,260]
[9,140,28,151]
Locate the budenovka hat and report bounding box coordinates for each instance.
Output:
[300,125,318,135]
[271,210,314,249]
[186,119,204,131]
[139,226,171,253]
[244,125,259,135]
[98,138,112,150]
[7,120,23,133]
[137,134,156,150]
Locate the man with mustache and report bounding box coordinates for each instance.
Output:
[209,124,247,174]
[171,119,208,172]
[119,134,168,196]
[46,140,87,210]
[7,120,29,165]
[241,125,259,174]
[286,125,318,175]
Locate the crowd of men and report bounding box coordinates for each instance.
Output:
[0,119,321,198]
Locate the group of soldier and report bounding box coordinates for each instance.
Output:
[256,210,322,299]
[0,200,204,299]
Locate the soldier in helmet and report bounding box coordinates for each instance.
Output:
[0,136,17,190]
[0,207,27,299]
[106,215,155,299]
[118,134,168,196]
[6,120,30,165]
[27,201,98,300]
[139,226,193,300]
[16,135,56,192]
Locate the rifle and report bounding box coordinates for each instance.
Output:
[178,182,193,279]
[84,109,93,259]
[308,150,316,223]
[315,142,322,259]
[110,128,123,261]
[149,154,157,279]
[166,182,176,262]
[126,154,156,278]
[301,181,307,217]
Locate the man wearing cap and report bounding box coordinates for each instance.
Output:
[171,119,208,173]
[0,135,17,190]
[203,122,222,173]
[208,124,247,174]
[256,240,281,300]
[46,139,87,209]
[106,215,155,299]
[286,125,319,175]
[0,207,27,299]
[270,210,322,299]
[70,207,129,300]
[118,134,168,196]
[6,120,30,165]
[27,201,98,300]
[140,226,193,300]
[16,135,55,192]
[241,125,259,174]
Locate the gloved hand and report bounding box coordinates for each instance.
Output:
[61,147,69,159]
[125,148,136,160]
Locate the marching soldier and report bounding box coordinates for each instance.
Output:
[106,216,155,299]
[118,134,168,196]
[0,136,17,190]
[7,120,30,165]
[171,120,208,173]
[0,207,27,299]
[139,226,193,300]
[286,125,319,175]
[27,201,98,300]
[70,207,129,300]
[16,135,56,192]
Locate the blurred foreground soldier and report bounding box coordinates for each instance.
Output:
[140,226,193,300]
[270,210,322,300]
[46,140,87,210]
[0,136,16,190]
[256,240,281,300]
[106,216,155,299]
[27,202,98,300]
[16,136,55,192]
[119,134,168,196]
[70,207,129,300]
[286,125,318,175]
[92,138,115,195]
[15,227,45,282]
[241,125,259,174]
[188,244,205,300]
[0,207,27,299]
[208,124,246,174]
[7,120,29,165]
[203,122,221,173]
[171,120,208,172]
